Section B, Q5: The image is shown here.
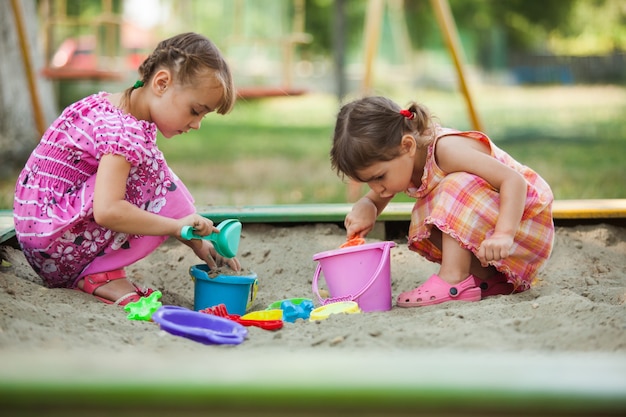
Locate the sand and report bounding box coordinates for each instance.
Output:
[0,221,625,412]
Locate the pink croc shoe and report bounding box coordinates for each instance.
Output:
[396,274,481,307]
[474,272,521,298]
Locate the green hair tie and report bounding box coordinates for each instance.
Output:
[132,80,144,89]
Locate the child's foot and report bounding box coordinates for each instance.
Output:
[76,270,154,306]
[396,274,481,307]
[474,272,518,298]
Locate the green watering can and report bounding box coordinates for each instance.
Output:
[180,219,242,258]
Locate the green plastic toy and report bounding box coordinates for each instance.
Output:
[180,219,242,258]
[124,291,163,321]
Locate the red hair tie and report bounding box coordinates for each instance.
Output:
[400,109,414,120]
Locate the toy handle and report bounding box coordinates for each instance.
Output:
[180,226,216,242]
[312,263,354,305]
[311,263,326,305]
[348,242,391,301]
[311,242,393,305]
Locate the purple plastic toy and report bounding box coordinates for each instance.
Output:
[152,306,247,345]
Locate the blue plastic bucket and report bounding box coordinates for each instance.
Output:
[189,264,258,315]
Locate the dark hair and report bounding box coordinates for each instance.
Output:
[330,96,433,181]
[122,32,235,114]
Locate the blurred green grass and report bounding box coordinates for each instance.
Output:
[2,85,625,209]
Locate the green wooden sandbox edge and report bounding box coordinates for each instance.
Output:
[2,199,625,245]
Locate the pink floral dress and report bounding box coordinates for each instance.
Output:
[406,127,555,290]
[13,92,196,288]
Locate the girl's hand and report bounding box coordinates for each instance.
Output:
[177,213,218,238]
[176,214,241,272]
[345,198,378,239]
[476,232,515,267]
[192,240,241,272]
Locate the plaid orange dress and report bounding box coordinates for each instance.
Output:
[406,127,554,291]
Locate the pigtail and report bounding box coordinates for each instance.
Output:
[403,101,435,146]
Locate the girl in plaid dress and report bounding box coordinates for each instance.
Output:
[331,96,554,307]
[14,33,240,306]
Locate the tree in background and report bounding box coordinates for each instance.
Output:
[302,0,626,67]
[0,0,57,178]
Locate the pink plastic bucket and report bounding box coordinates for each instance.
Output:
[312,241,395,312]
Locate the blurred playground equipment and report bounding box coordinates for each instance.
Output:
[9,0,47,136]
[29,0,154,113]
[225,0,311,99]
[38,0,130,81]
[37,0,312,100]
[12,0,481,135]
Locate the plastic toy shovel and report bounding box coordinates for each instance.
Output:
[340,235,365,248]
[180,219,242,258]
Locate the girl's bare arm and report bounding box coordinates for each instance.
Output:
[93,154,216,237]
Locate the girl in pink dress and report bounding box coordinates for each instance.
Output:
[14,32,240,306]
[331,96,554,307]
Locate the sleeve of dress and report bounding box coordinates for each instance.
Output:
[92,111,146,166]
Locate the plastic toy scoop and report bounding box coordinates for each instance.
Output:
[340,235,365,248]
[181,219,242,258]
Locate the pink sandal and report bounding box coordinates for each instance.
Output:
[396,274,481,307]
[474,273,521,298]
[78,270,155,306]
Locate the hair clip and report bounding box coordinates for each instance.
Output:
[400,109,414,120]
[132,80,145,89]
